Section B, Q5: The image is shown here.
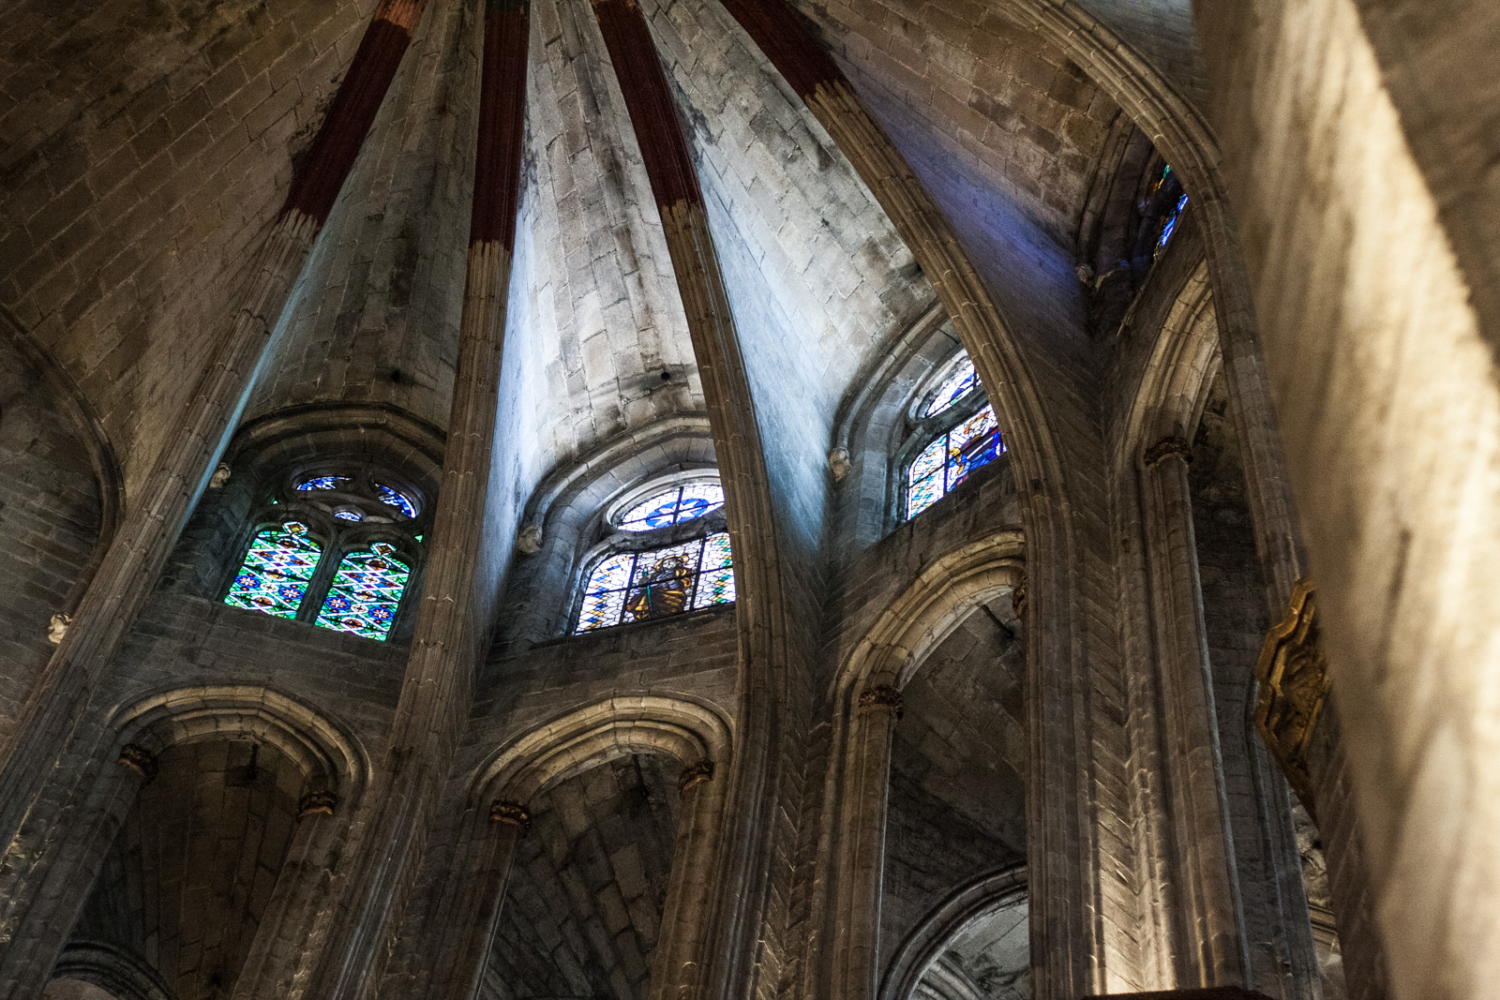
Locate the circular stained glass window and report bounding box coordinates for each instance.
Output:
[617,482,725,532]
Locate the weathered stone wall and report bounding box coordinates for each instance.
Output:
[0,0,377,498]
[0,338,104,753]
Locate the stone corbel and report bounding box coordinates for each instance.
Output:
[1254,578,1331,816]
[298,790,339,819]
[857,684,902,719]
[1011,576,1027,618]
[117,744,159,784]
[490,799,531,833]
[678,759,715,793]
[1143,435,1193,468]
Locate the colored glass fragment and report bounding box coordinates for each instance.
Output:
[334,509,363,521]
[905,405,1005,519]
[314,541,410,641]
[224,521,322,620]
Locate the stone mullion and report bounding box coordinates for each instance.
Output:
[0,0,433,857]
[296,0,530,993]
[710,5,1100,996]
[1140,443,1248,988]
[586,2,795,999]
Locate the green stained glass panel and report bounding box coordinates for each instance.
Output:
[225,521,321,619]
[314,542,410,641]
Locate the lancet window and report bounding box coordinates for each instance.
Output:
[904,352,1005,519]
[1146,163,1189,258]
[223,466,424,641]
[575,478,735,633]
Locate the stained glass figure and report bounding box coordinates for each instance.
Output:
[224,521,322,620]
[906,405,1005,518]
[575,532,735,633]
[314,541,410,641]
[374,482,417,518]
[924,355,980,418]
[297,475,351,491]
[618,483,725,532]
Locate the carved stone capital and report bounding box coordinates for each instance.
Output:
[298,790,339,819]
[857,685,903,719]
[490,799,531,832]
[678,759,715,793]
[1011,577,1027,618]
[828,447,852,482]
[1254,579,1331,816]
[1143,435,1193,468]
[117,744,159,784]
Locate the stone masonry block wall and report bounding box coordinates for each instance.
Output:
[0,0,378,497]
[0,338,103,753]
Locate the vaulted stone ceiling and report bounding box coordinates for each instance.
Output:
[2,0,1143,507]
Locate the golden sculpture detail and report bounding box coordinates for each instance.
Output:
[1254,578,1330,816]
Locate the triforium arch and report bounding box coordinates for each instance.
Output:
[422,696,734,1000]
[815,531,1025,1000]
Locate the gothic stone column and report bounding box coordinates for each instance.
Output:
[1140,436,1248,988]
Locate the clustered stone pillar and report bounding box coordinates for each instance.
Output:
[298,0,533,993]
[650,761,727,1000]
[832,686,902,1000]
[230,790,347,1000]
[706,5,1096,995]
[0,0,433,860]
[1139,436,1248,988]
[586,1,795,996]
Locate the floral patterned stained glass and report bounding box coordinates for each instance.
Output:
[906,405,1004,519]
[224,521,322,620]
[576,532,735,633]
[618,483,725,532]
[314,542,411,641]
[923,355,981,418]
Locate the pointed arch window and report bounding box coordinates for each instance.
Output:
[904,352,1005,519]
[222,466,425,641]
[1147,164,1189,258]
[574,479,734,634]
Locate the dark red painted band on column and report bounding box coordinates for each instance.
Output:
[590,0,703,211]
[716,0,841,99]
[281,0,429,224]
[469,0,531,249]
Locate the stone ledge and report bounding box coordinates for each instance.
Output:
[1081,990,1275,1000]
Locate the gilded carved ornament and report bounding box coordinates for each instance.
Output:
[298,790,339,819]
[117,744,159,784]
[678,759,715,793]
[1253,578,1330,816]
[857,685,903,719]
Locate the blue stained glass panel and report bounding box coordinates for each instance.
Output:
[923,355,980,417]
[297,475,351,491]
[906,473,942,518]
[909,438,945,483]
[224,522,321,619]
[905,405,1004,520]
[334,509,363,521]
[618,483,725,532]
[314,542,410,641]
[374,482,417,518]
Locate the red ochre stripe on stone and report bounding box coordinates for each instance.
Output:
[470,0,531,248]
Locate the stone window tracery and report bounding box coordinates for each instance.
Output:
[573,478,735,633]
[903,351,1005,519]
[222,465,424,641]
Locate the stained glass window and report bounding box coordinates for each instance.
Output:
[374,482,417,518]
[297,475,351,491]
[334,509,363,521]
[906,405,1004,519]
[618,483,726,532]
[924,355,980,418]
[224,521,322,620]
[1155,192,1189,255]
[576,532,735,632]
[314,542,411,641]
